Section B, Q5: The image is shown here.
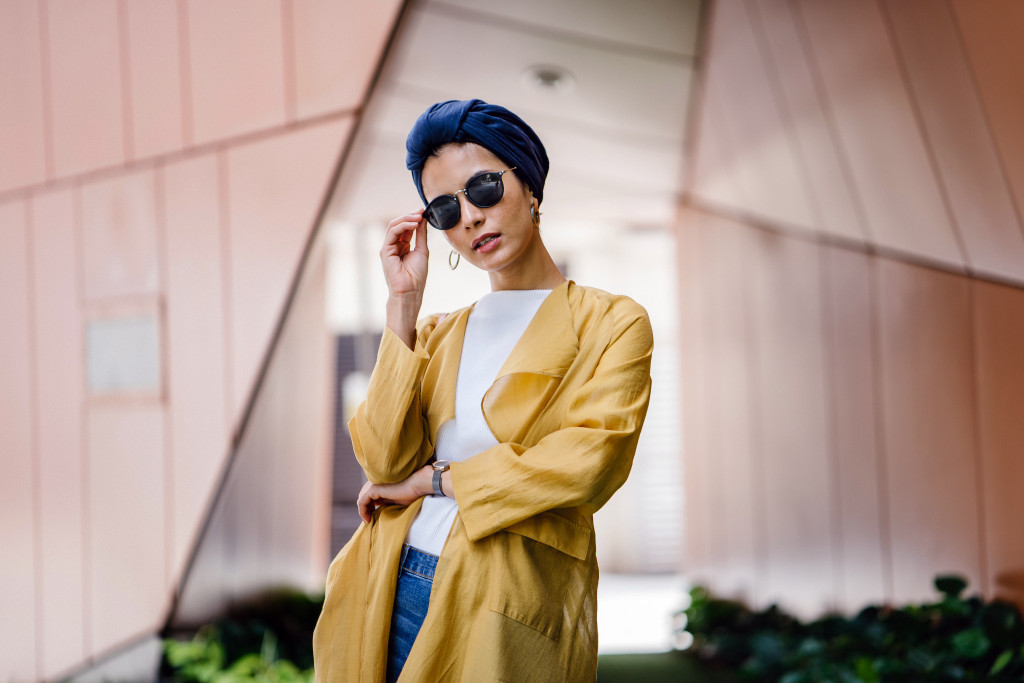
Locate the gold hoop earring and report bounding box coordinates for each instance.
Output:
[531,205,541,228]
[449,250,460,270]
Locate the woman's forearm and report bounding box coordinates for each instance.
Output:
[357,466,454,522]
[386,294,422,350]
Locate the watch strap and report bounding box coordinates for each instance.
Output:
[432,468,445,497]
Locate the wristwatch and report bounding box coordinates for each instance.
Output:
[431,460,451,497]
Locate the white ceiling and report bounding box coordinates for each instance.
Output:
[323,0,702,319]
[327,0,701,225]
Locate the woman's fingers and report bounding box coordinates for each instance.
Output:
[356,481,398,523]
[382,220,419,255]
[413,215,429,257]
[384,210,425,242]
[357,481,378,523]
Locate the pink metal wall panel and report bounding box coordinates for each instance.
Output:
[820,245,889,611]
[795,0,963,268]
[80,168,160,301]
[31,187,87,678]
[225,118,351,421]
[265,250,333,585]
[0,200,40,682]
[0,1,48,192]
[701,212,762,605]
[876,259,983,601]
[87,403,167,655]
[749,230,834,616]
[124,0,185,160]
[46,0,125,178]
[676,210,714,585]
[291,0,403,119]
[973,280,1024,605]
[701,0,815,233]
[748,0,866,243]
[884,0,1024,284]
[161,153,230,579]
[186,0,287,146]
[952,0,1024,254]
[171,483,231,626]
[688,82,747,211]
[174,243,335,624]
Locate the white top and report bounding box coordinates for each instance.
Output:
[405,288,552,556]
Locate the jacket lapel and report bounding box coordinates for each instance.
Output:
[495,279,579,379]
[482,280,580,445]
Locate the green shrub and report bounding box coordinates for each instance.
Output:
[678,575,1024,682]
[162,589,324,682]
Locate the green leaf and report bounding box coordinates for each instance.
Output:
[907,647,936,672]
[935,575,968,599]
[990,649,1014,675]
[951,628,990,659]
[854,657,879,683]
[938,597,971,618]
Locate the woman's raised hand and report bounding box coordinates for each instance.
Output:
[381,209,429,349]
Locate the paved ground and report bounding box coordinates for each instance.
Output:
[597,573,691,654]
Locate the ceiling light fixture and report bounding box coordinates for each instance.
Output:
[522,65,575,94]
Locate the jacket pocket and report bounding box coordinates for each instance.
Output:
[487,511,592,640]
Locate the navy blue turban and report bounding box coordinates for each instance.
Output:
[405,99,549,206]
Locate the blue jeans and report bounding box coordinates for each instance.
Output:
[386,545,438,683]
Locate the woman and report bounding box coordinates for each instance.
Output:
[312,99,653,682]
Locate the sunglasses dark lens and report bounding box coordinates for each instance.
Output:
[423,171,508,230]
[425,195,460,230]
[465,172,504,207]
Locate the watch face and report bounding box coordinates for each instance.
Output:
[433,460,451,471]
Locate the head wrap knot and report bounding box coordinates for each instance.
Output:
[405,99,549,206]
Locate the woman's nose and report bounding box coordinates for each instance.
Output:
[458,192,484,228]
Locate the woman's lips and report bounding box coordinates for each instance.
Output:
[473,233,501,252]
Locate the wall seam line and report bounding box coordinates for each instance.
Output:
[789,0,875,246]
[117,0,135,163]
[743,0,823,230]
[154,163,175,598]
[217,150,234,445]
[967,280,990,595]
[0,107,358,205]
[280,0,297,123]
[876,0,972,271]
[867,257,895,601]
[177,0,193,148]
[37,0,55,179]
[25,197,45,680]
[816,243,847,611]
[742,229,769,608]
[944,0,1024,247]
[72,181,93,659]
[677,0,714,195]
[687,196,1024,291]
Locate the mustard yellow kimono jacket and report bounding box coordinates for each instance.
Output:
[312,280,653,682]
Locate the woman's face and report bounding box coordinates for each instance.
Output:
[421,142,541,280]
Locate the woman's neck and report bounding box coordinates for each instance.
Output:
[487,241,565,291]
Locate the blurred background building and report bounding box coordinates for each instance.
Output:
[1,0,1023,680]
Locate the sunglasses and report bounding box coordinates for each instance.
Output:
[423,167,517,230]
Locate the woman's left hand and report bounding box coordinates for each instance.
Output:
[356,466,433,523]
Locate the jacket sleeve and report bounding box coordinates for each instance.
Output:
[449,307,654,543]
[348,318,437,484]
